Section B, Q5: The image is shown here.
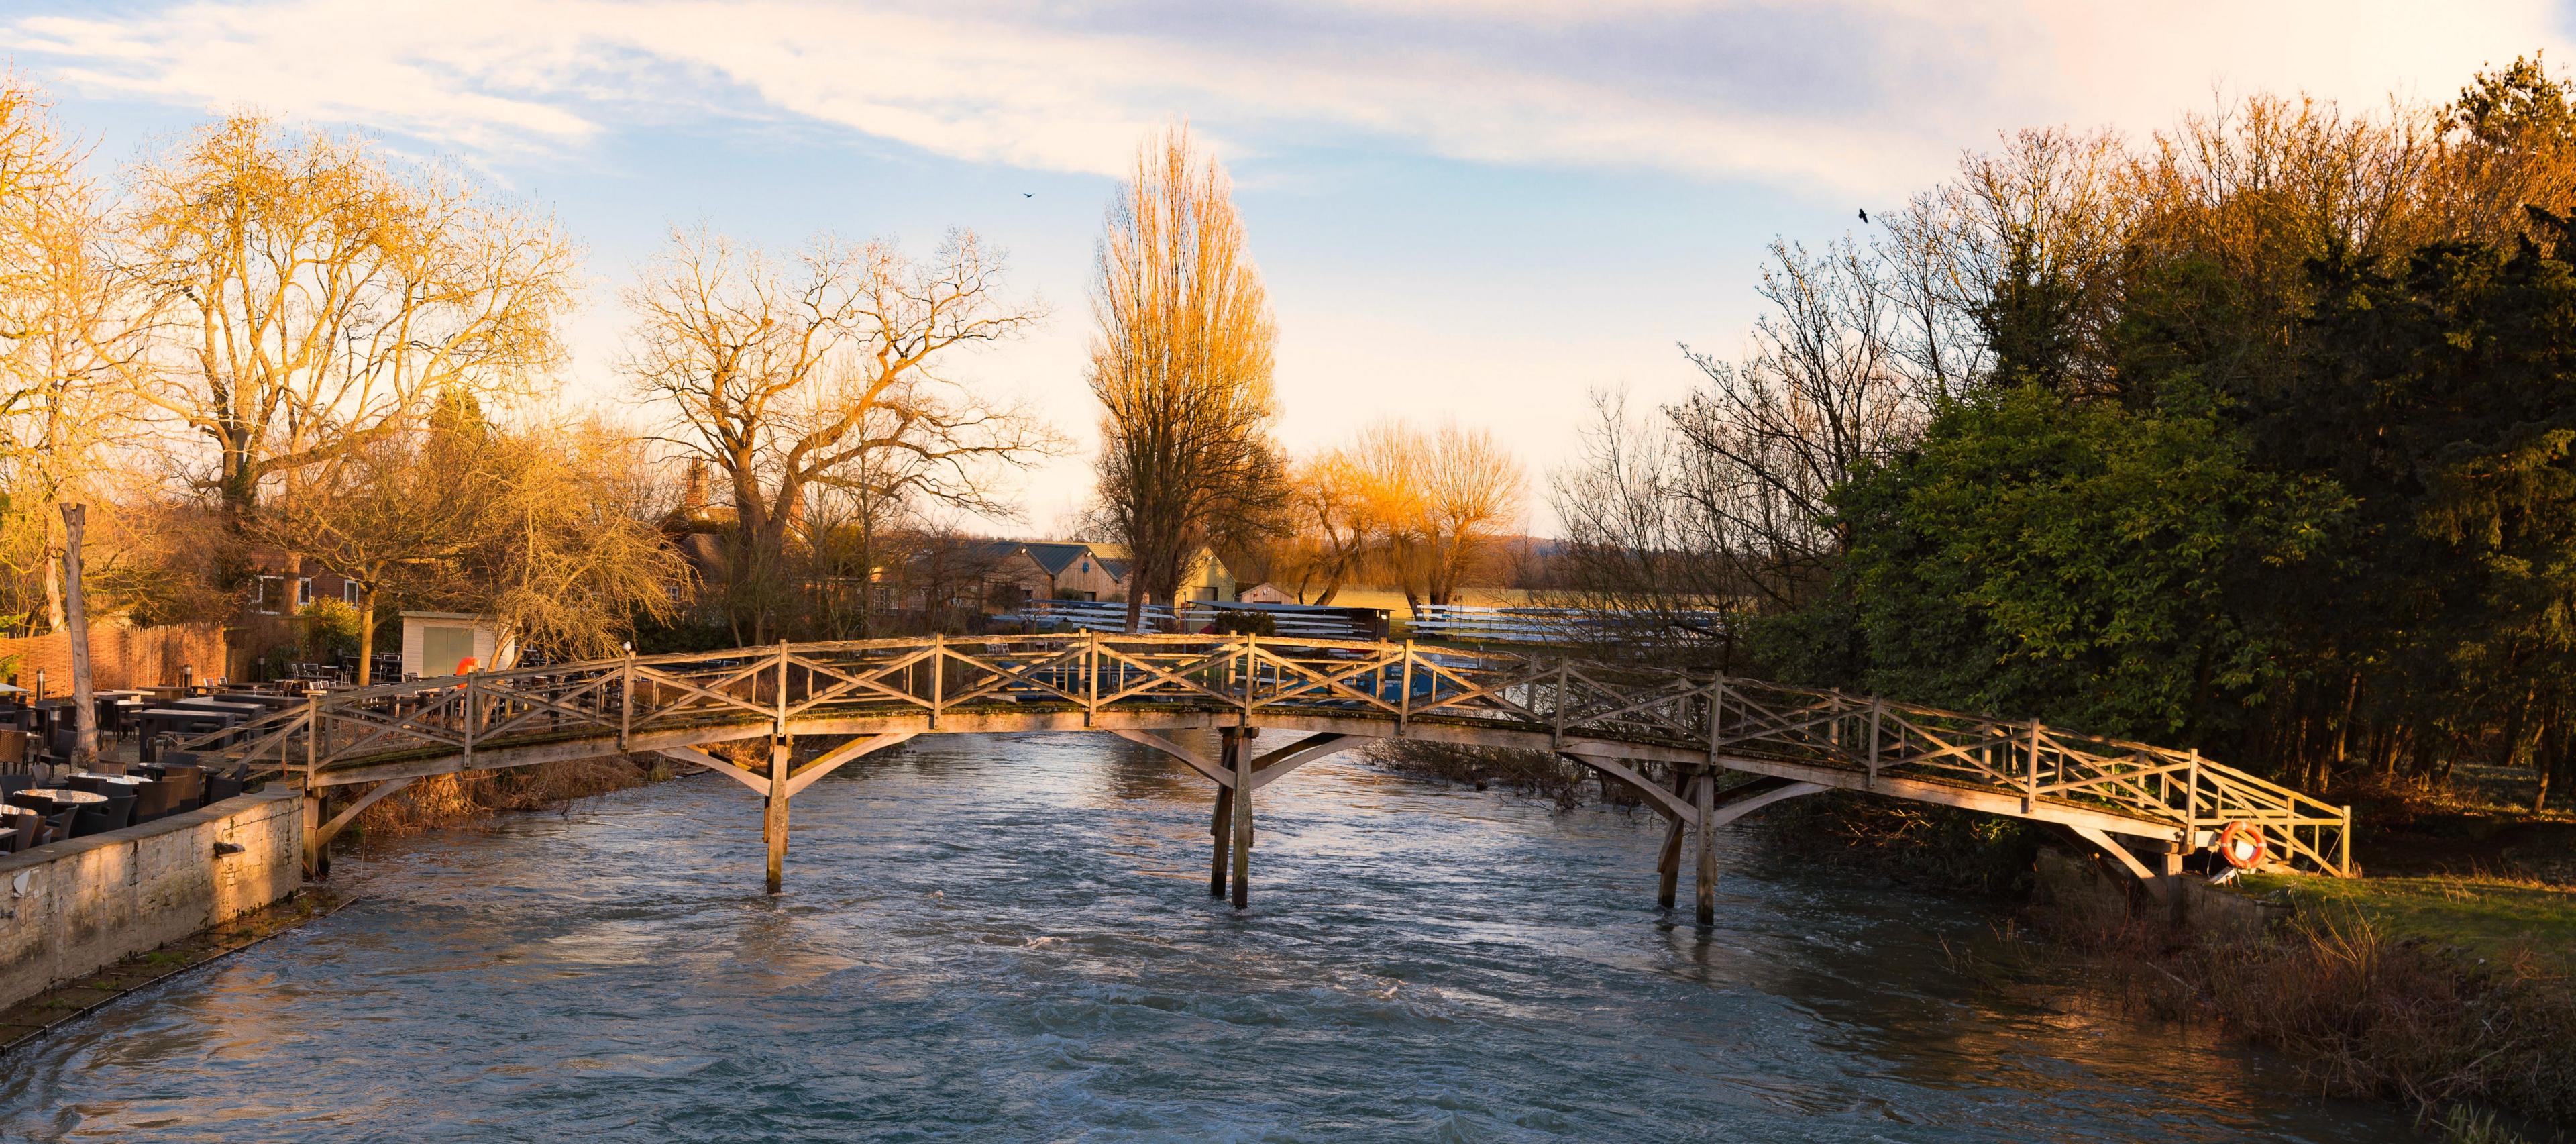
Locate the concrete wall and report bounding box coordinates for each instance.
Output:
[0,789,303,1011]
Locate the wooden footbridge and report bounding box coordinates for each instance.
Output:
[177,635,2353,923]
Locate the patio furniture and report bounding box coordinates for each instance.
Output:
[137,709,234,760]
[128,779,178,823]
[0,807,36,852]
[72,792,134,836]
[11,787,105,817]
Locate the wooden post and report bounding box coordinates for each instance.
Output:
[618,651,633,751]
[1085,629,1099,725]
[928,633,943,729]
[301,777,328,878]
[2183,748,2201,851]
[1210,730,1234,898]
[2022,722,2042,814]
[1230,725,1254,910]
[765,736,791,894]
[1397,640,1414,731]
[2339,805,2353,876]
[1693,770,1717,925]
[58,505,98,770]
[1656,772,1686,908]
[1866,697,1882,789]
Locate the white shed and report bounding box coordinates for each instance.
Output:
[400,612,517,679]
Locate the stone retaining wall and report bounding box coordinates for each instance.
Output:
[0,789,303,1011]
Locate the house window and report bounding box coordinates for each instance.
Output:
[297,577,314,607]
[255,576,285,615]
[343,580,362,605]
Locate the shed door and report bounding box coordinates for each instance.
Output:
[424,625,476,676]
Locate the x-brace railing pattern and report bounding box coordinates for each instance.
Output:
[176,633,2355,874]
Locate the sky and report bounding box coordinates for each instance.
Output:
[6,1,2571,536]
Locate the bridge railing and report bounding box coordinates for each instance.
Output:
[174,633,2353,875]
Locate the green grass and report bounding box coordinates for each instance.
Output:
[2239,872,2576,975]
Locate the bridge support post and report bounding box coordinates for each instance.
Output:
[765,737,790,894]
[300,778,328,880]
[1656,772,1686,909]
[1229,727,1254,910]
[1693,770,1717,925]
[1208,782,1232,898]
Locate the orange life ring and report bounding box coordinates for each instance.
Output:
[2216,821,2268,870]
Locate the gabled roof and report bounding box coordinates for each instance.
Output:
[976,539,1126,580]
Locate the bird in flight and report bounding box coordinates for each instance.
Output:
[1857,209,1870,223]
[1024,192,1034,198]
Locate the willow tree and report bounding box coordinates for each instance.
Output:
[623,227,1050,643]
[127,115,577,527]
[1087,125,1283,632]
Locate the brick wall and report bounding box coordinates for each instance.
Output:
[0,621,230,692]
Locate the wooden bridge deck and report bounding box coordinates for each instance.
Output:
[178,634,2353,921]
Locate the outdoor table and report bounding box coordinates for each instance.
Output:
[70,772,146,788]
[9,788,105,811]
[138,708,237,760]
[178,699,262,716]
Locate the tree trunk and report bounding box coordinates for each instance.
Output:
[59,504,96,769]
[40,540,65,633]
[356,588,378,686]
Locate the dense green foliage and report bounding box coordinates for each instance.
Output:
[1828,384,2339,741]
[1741,58,2576,802]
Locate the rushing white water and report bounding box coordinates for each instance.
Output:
[0,733,2408,1141]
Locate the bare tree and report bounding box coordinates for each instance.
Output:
[1335,421,1524,607]
[623,226,1051,642]
[1669,238,1930,608]
[0,76,149,633]
[126,115,577,529]
[1087,123,1285,632]
[464,420,691,662]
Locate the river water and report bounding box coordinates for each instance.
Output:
[0,734,2410,1142]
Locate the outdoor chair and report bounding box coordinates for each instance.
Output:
[205,771,244,803]
[129,780,177,823]
[0,730,28,774]
[0,811,32,853]
[65,774,107,795]
[0,773,26,800]
[158,764,205,811]
[72,794,133,837]
[38,807,74,845]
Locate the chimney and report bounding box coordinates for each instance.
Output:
[683,461,709,513]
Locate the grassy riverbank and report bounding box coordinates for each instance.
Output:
[1761,790,2576,1138]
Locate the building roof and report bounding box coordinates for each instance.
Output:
[976,540,1126,579]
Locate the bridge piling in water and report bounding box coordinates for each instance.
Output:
[1693,772,1717,925]
[1228,727,1255,910]
[1209,785,1232,898]
[1656,772,1686,910]
[765,737,790,894]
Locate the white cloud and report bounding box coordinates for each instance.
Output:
[17,1,2559,195]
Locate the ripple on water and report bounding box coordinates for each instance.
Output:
[0,733,2408,1142]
